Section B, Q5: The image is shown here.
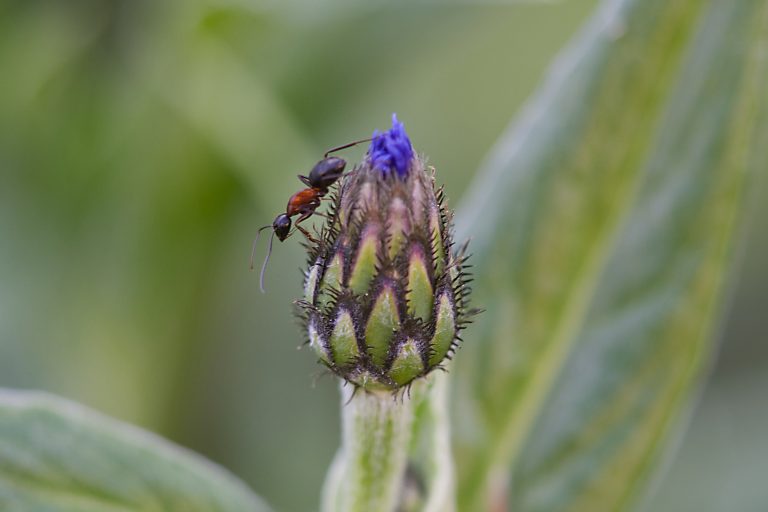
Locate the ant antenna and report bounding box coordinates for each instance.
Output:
[324,137,373,158]
[259,231,277,293]
[249,224,272,271]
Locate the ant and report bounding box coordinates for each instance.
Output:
[250,137,372,292]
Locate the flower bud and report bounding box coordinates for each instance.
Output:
[298,115,475,390]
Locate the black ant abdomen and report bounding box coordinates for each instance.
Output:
[299,156,346,191]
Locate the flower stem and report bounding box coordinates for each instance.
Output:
[322,385,414,512]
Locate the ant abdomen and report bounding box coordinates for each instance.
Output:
[307,156,346,190]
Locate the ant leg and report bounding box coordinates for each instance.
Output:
[294,211,313,226]
[295,225,319,244]
[293,212,321,244]
[324,137,374,158]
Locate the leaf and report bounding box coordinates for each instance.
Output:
[0,390,272,512]
[452,0,768,510]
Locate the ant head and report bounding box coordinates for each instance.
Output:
[273,213,292,241]
[308,156,346,189]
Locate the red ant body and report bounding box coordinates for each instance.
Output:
[251,138,371,292]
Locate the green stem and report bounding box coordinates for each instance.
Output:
[418,372,456,512]
[323,385,414,512]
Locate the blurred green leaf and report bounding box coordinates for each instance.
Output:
[0,390,271,512]
[453,0,768,510]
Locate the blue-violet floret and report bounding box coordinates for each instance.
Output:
[367,113,415,178]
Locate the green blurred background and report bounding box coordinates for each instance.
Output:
[0,1,765,511]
